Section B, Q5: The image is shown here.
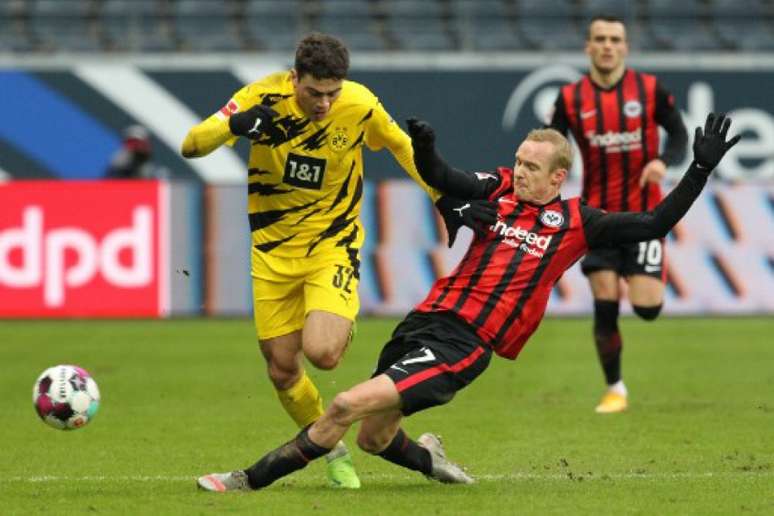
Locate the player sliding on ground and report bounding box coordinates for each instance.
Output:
[197,113,739,491]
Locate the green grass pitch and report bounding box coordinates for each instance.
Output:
[1,316,772,514]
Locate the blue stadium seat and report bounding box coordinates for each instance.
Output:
[101,0,177,52]
[173,0,242,52]
[453,17,525,51]
[515,0,584,51]
[450,0,523,50]
[382,0,453,51]
[244,0,305,51]
[0,19,34,53]
[0,2,33,52]
[29,0,101,52]
[645,0,724,50]
[711,0,774,51]
[582,0,639,23]
[314,0,387,51]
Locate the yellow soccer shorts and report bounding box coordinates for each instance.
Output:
[251,250,360,341]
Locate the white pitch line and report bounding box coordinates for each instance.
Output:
[4,471,771,483]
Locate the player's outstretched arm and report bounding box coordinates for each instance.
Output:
[181,104,280,158]
[181,116,234,158]
[583,113,740,247]
[406,118,494,199]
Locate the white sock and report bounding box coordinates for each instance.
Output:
[608,380,628,397]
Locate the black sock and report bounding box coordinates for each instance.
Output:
[593,300,622,385]
[376,428,432,475]
[244,426,331,489]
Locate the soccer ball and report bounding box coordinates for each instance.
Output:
[33,365,100,430]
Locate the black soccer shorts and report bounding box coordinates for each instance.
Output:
[581,238,666,281]
[372,310,492,416]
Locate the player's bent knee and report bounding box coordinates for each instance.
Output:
[328,392,357,426]
[633,304,662,321]
[306,348,342,370]
[266,363,300,390]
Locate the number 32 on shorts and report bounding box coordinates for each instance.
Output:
[332,265,355,293]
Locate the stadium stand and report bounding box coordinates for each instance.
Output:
[711,0,774,50]
[449,0,525,51]
[173,0,243,51]
[29,0,101,52]
[0,0,772,53]
[314,0,387,51]
[101,0,177,52]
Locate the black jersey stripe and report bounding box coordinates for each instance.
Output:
[471,213,546,329]
[296,122,331,151]
[593,87,609,210]
[248,167,271,176]
[327,160,356,212]
[247,182,293,196]
[358,109,373,125]
[254,234,296,253]
[259,93,293,106]
[635,72,650,211]
[348,131,365,151]
[306,176,363,256]
[494,201,571,343]
[615,79,630,211]
[573,82,590,200]
[248,196,325,231]
[250,115,310,148]
[296,208,323,225]
[336,225,361,277]
[449,205,525,313]
[430,241,474,311]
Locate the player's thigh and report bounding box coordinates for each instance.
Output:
[587,270,621,300]
[325,375,402,425]
[357,409,404,453]
[304,257,360,322]
[251,257,306,341]
[302,310,353,365]
[302,256,359,362]
[627,275,665,306]
[582,246,623,300]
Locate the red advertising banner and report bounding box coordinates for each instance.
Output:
[0,181,168,317]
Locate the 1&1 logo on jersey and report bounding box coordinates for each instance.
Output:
[283,153,327,190]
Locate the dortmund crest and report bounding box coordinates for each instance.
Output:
[330,127,349,151]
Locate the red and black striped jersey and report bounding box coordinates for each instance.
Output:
[550,69,682,212]
[415,167,589,359]
[411,141,709,361]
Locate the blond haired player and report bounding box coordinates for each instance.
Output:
[181,33,495,488]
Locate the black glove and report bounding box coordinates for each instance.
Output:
[229,104,279,139]
[692,112,741,171]
[435,196,498,248]
[406,117,435,151]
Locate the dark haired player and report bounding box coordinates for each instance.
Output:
[181,33,491,489]
[197,113,738,491]
[549,16,689,413]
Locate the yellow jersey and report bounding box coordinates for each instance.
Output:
[185,71,437,261]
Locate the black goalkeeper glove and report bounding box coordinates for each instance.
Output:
[435,196,498,248]
[692,112,741,172]
[406,117,435,151]
[229,104,280,140]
